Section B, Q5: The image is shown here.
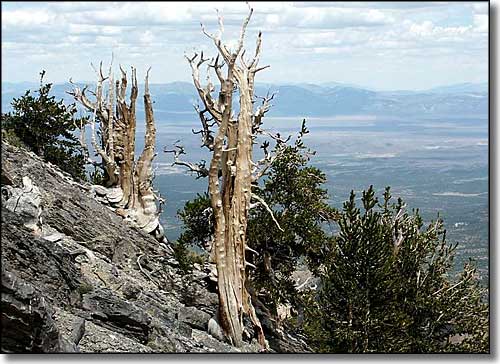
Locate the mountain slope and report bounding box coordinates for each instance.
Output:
[0,142,310,353]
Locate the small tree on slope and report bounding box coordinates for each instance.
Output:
[2,71,87,180]
[303,186,489,353]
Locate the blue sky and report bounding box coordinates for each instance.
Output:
[1,1,488,90]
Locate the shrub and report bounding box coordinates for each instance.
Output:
[1,71,87,181]
[303,186,489,353]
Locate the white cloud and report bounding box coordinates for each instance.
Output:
[409,20,435,36]
[140,30,154,46]
[291,18,481,55]
[1,9,55,29]
[260,7,394,29]
[1,1,488,90]
[291,2,451,10]
[472,3,489,14]
[68,24,122,36]
[407,21,471,41]
[473,14,488,33]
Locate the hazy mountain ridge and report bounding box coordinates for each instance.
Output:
[2,81,488,119]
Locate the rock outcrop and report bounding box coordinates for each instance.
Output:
[0,142,310,353]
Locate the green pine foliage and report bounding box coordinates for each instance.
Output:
[173,120,488,353]
[303,186,489,353]
[176,120,335,312]
[247,120,336,312]
[177,192,214,249]
[172,193,212,275]
[172,239,205,275]
[1,71,87,181]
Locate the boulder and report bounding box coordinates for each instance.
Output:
[1,269,75,353]
[2,176,42,233]
[177,306,211,331]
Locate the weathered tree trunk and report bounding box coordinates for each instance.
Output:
[116,66,138,208]
[69,64,164,240]
[133,68,159,233]
[168,6,280,349]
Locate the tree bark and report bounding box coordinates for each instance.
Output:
[133,68,159,233]
[173,6,276,349]
[69,64,163,240]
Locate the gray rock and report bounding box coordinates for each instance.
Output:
[43,232,65,242]
[3,176,42,232]
[91,184,109,197]
[1,207,84,305]
[122,282,141,300]
[78,321,152,353]
[81,289,151,343]
[178,306,211,331]
[52,308,86,350]
[71,317,86,345]
[208,318,225,342]
[1,269,73,353]
[0,142,310,353]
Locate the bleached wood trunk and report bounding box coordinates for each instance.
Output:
[115,67,138,208]
[133,69,159,233]
[69,64,163,238]
[171,6,277,348]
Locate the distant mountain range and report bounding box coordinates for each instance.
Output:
[2,81,488,120]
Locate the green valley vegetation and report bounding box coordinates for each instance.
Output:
[173,194,211,275]
[1,71,87,181]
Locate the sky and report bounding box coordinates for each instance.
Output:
[1,1,489,91]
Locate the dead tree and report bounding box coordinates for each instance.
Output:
[165,6,286,349]
[69,63,165,241]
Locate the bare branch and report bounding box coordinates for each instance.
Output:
[251,136,289,182]
[234,5,253,58]
[251,193,283,231]
[296,276,313,291]
[249,31,264,71]
[107,55,115,163]
[89,103,112,165]
[130,66,138,109]
[261,129,291,144]
[197,51,210,68]
[216,8,224,38]
[200,16,232,63]
[164,144,209,179]
[135,66,157,201]
[137,254,153,281]
[208,54,226,84]
[255,65,270,73]
[67,79,97,112]
[252,91,276,132]
[245,245,259,256]
[73,116,99,166]
[245,261,256,269]
[192,104,216,150]
[153,188,166,215]
[186,53,223,122]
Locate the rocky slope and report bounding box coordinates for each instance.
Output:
[0,142,310,353]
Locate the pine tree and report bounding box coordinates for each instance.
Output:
[304,186,489,353]
[247,120,336,312]
[177,121,336,314]
[1,71,86,180]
